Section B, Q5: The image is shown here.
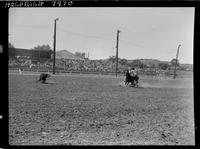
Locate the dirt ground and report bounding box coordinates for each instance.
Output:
[8,73,194,145]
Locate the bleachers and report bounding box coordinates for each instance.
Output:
[9,57,192,78]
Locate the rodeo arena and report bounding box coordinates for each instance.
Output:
[8,46,194,145]
[8,8,194,146]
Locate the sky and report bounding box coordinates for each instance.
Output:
[9,7,194,64]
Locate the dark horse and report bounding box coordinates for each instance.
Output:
[125,70,139,87]
[36,73,51,83]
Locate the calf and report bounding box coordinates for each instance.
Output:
[36,73,51,83]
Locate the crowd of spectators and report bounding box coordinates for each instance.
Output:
[55,59,119,72]
[9,56,32,68]
[9,57,122,73]
[8,57,177,76]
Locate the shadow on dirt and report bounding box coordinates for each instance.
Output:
[119,82,144,89]
[38,81,55,85]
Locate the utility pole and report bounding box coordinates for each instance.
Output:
[111,47,114,71]
[115,30,120,77]
[173,44,181,79]
[39,50,40,71]
[53,18,59,75]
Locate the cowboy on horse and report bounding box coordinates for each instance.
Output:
[125,67,139,87]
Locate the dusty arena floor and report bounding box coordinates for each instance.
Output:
[9,73,194,145]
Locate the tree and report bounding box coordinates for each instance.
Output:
[140,63,148,69]
[158,62,170,70]
[75,52,86,59]
[31,44,52,51]
[108,56,116,62]
[130,59,143,68]
[170,58,179,67]
[150,63,156,68]
[119,58,128,66]
[9,42,15,48]
[31,44,53,60]
[8,43,16,58]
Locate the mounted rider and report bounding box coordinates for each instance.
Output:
[129,67,137,77]
[129,67,139,86]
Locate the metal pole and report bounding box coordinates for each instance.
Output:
[173,44,181,79]
[38,49,40,70]
[115,30,120,77]
[53,18,59,75]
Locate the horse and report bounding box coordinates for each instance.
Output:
[124,70,139,87]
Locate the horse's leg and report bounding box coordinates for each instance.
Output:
[133,76,138,87]
[135,76,139,87]
[124,78,127,85]
[131,76,134,86]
